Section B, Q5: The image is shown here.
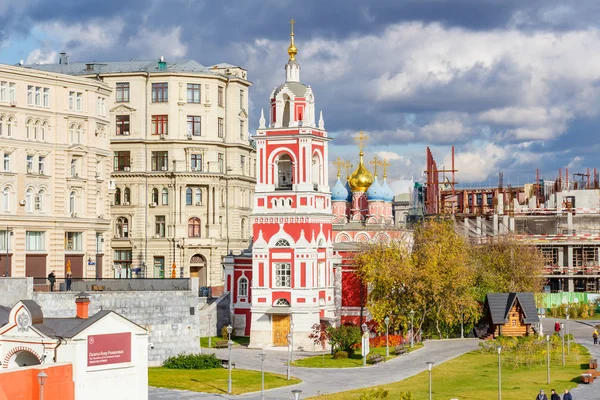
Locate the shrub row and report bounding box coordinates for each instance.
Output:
[163,353,222,369]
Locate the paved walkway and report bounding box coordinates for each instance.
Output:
[149,339,480,400]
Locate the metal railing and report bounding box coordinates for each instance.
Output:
[33,277,190,292]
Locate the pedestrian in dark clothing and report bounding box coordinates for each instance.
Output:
[47,270,56,292]
[66,270,72,291]
[550,389,560,400]
[536,389,548,400]
[563,389,573,400]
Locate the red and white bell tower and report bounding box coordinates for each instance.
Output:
[248,20,336,349]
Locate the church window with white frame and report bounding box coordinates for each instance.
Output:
[275,238,290,247]
[238,276,248,297]
[275,263,291,287]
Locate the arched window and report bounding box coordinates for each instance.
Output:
[114,188,121,205]
[33,121,40,140]
[7,117,13,137]
[188,217,201,238]
[2,187,9,211]
[238,276,248,297]
[274,298,290,306]
[41,122,48,141]
[69,191,76,215]
[36,190,45,212]
[69,124,76,143]
[26,120,33,139]
[116,217,129,238]
[275,238,290,247]
[76,125,83,144]
[195,188,202,205]
[186,188,193,205]
[70,159,77,177]
[312,153,322,186]
[162,188,168,205]
[151,188,159,204]
[318,238,325,247]
[124,187,131,204]
[276,154,292,189]
[26,189,33,212]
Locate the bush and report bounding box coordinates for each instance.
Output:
[163,353,222,369]
[221,325,230,340]
[327,325,362,355]
[370,335,404,348]
[358,389,390,399]
[333,350,348,359]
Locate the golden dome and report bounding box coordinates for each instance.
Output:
[348,151,374,192]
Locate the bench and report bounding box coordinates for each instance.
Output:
[219,358,236,369]
[367,354,384,365]
[394,345,408,356]
[214,340,229,349]
[581,373,594,384]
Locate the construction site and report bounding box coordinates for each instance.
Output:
[412,147,600,293]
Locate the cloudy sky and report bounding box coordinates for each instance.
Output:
[1,0,599,187]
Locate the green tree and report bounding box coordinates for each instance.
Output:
[326,325,362,355]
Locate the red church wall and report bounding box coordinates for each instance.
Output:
[271,291,291,304]
[234,308,252,336]
[341,271,363,307]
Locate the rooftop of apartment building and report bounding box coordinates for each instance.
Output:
[23,53,247,79]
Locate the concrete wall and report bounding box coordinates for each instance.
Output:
[33,291,200,366]
[0,277,33,307]
[197,293,231,339]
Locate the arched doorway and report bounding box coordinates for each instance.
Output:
[189,254,207,287]
[8,350,41,368]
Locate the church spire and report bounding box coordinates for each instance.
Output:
[288,19,298,61]
[285,19,300,82]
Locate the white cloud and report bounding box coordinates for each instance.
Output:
[26,49,58,65]
[445,143,508,182]
[37,18,125,51]
[126,27,187,59]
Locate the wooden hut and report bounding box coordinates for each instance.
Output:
[484,292,540,338]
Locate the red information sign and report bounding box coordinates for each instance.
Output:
[87,332,131,367]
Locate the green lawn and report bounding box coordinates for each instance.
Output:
[149,367,300,395]
[310,345,589,399]
[293,344,423,368]
[200,336,250,348]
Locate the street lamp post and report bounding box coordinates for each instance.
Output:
[409,309,415,348]
[290,321,295,362]
[286,332,292,380]
[259,350,266,400]
[361,322,368,367]
[561,323,565,366]
[497,346,502,400]
[208,315,212,348]
[565,306,570,355]
[426,361,434,400]
[384,316,390,358]
[460,305,464,339]
[226,325,233,394]
[546,334,551,384]
[291,389,303,400]
[37,370,47,400]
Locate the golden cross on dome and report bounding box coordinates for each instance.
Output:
[333,157,345,178]
[370,155,381,176]
[354,131,369,153]
[344,160,353,179]
[288,19,298,61]
[381,159,391,178]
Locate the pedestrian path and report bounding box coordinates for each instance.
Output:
[149,339,479,400]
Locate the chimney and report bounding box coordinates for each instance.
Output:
[75,292,90,319]
[59,52,69,65]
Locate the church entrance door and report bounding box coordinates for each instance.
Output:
[272,314,290,346]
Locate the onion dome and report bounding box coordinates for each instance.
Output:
[381,177,394,202]
[344,180,353,202]
[331,177,349,201]
[348,151,374,192]
[366,176,385,201]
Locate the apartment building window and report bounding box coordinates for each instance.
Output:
[151,115,168,135]
[162,188,168,205]
[240,121,245,139]
[65,232,82,251]
[541,248,558,266]
[188,217,201,237]
[238,276,248,297]
[76,93,82,111]
[124,187,131,204]
[8,83,15,103]
[154,256,165,278]
[35,87,41,106]
[155,216,166,238]
[68,91,74,110]
[275,263,291,287]
[115,217,129,238]
[151,151,168,171]
[26,231,45,251]
[3,153,10,171]
[0,81,8,102]
[218,118,224,138]
[487,193,493,206]
[241,155,246,175]
[475,193,482,206]
[218,86,224,106]
[38,156,45,175]
[0,230,11,250]
[195,188,202,205]
[97,97,106,116]
[186,188,193,205]
[114,249,132,277]
[239,89,244,109]
[2,188,10,212]
[43,88,49,107]
[152,83,168,102]
[35,190,44,212]
[114,188,121,205]
[187,84,201,103]
[218,153,224,173]
[468,195,473,207]
[187,116,201,136]
[151,188,159,204]
[116,115,130,135]
[69,124,83,144]
[113,151,131,171]
[70,159,77,177]
[27,86,33,105]
[116,82,130,102]
[26,155,33,173]
[191,154,202,171]
[40,122,47,141]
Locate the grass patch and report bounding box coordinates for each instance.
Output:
[310,344,589,399]
[293,346,423,368]
[200,336,250,348]
[149,367,300,395]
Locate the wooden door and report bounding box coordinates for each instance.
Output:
[272,315,290,346]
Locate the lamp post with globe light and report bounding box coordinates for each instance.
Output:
[426,361,434,400]
[561,323,565,366]
[227,325,233,394]
[361,322,368,367]
[546,334,551,384]
[565,305,570,355]
[259,350,266,400]
[384,316,390,358]
[37,370,47,400]
[497,345,502,400]
[286,332,292,380]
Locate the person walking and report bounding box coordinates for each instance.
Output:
[536,389,548,400]
[593,329,599,345]
[66,269,72,291]
[554,321,561,335]
[550,389,561,400]
[47,270,56,292]
[563,389,573,400]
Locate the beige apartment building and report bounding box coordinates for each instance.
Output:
[0,64,112,280]
[30,55,256,288]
